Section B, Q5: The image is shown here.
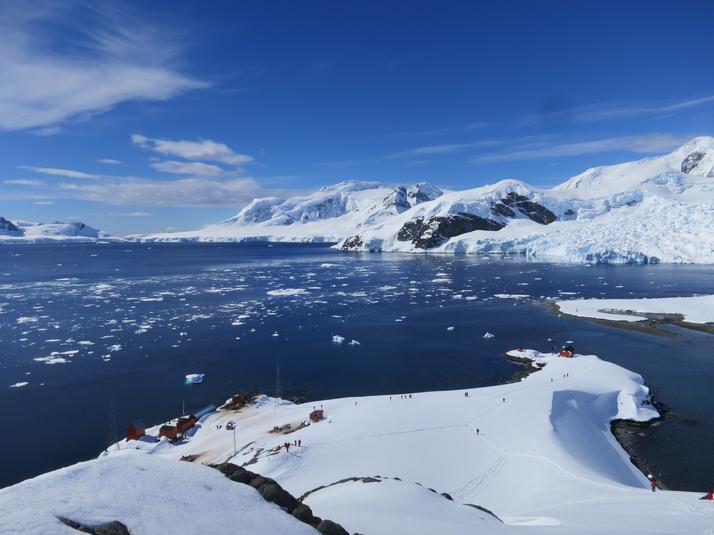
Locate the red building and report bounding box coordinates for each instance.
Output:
[159,424,178,440]
[125,419,145,441]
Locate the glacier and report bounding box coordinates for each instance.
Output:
[140,137,714,264]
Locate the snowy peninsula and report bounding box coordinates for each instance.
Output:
[556,295,714,325]
[2,349,712,534]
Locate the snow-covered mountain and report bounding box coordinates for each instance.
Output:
[339,136,714,263]
[141,180,443,243]
[140,137,714,264]
[0,218,109,243]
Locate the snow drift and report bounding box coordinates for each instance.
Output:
[3,349,707,534]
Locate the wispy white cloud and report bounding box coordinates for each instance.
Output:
[60,176,280,207]
[113,211,152,217]
[472,133,694,163]
[4,179,42,186]
[150,160,225,177]
[132,134,253,166]
[33,200,55,205]
[97,158,122,164]
[392,121,489,138]
[18,166,100,179]
[0,2,206,131]
[519,96,714,127]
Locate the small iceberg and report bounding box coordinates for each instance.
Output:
[347,339,361,346]
[447,326,455,331]
[185,373,205,385]
[483,332,495,339]
[332,335,346,344]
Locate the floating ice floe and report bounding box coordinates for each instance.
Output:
[347,339,361,346]
[9,382,28,388]
[447,326,455,331]
[493,294,530,299]
[185,374,205,384]
[266,288,309,297]
[332,335,346,344]
[483,332,495,339]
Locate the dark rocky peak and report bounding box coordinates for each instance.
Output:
[492,192,557,225]
[0,216,21,233]
[397,212,504,249]
[406,182,443,205]
[681,152,705,174]
[383,186,411,213]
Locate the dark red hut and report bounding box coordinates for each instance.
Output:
[125,419,145,441]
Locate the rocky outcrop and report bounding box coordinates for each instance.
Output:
[0,217,21,234]
[340,235,364,250]
[406,182,443,205]
[58,517,130,535]
[496,192,557,224]
[397,213,504,249]
[211,462,349,533]
[383,187,410,213]
[681,152,705,174]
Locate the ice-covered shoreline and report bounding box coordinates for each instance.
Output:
[556,294,714,324]
[2,348,712,534]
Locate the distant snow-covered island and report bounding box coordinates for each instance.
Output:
[0,217,113,243]
[137,136,714,264]
[554,294,714,335]
[2,349,712,534]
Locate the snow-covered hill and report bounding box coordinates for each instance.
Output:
[141,180,444,243]
[0,218,110,243]
[5,349,711,534]
[138,137,714,264]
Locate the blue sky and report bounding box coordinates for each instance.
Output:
[1,0,713,235]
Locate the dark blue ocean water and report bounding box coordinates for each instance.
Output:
[1,243,713,490]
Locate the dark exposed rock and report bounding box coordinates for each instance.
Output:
[397,212,504,249]
[490,202,516,218]
[58,517,130,535]
[563,208,576,216]
[406,182,443,205]
[340,235,364,250]
[681,152,705,174]
[249,475,278,489]
[383,186,411,213]
[316,519,350,535]
[441,492,453,500]
[500,192,557,224]
[210,463,349,533]
[292,504,317,524]
[259,483,300,512]
[0,216,20,233]
[463,504,504,523]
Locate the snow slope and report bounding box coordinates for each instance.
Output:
[556,294,714,323]
[0,218,110,243]
[138,137,714,264]
[0,452,318,535]
[140,180,444,243]
[17,349,704,534]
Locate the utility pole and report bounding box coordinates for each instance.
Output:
[108,396,119,451]
[274,355,281,411]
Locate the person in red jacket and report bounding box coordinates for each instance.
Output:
[700,491,713,500]
[648,474,657,492]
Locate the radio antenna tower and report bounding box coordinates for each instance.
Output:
[274,355,281,411]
